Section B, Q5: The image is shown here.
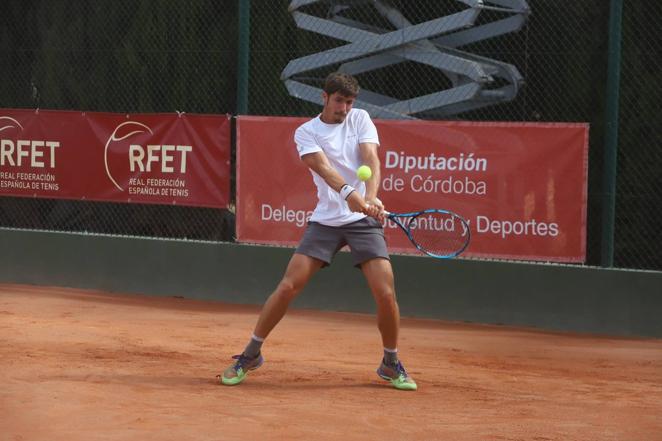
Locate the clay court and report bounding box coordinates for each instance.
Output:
[2,283,661,441]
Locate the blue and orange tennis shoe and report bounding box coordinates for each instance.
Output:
[220,353,264,385]
[377,359,418,391]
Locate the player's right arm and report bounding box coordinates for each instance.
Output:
[300,152,375,216]
[295,125,375,216]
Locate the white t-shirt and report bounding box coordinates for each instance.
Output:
[294,108,380,226]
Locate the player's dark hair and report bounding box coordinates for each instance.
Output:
[323,72,360,97]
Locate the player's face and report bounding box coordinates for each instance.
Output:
[321,92,355,123]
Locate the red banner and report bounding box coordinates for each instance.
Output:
[237,116,589,262]
[0,109,230,208]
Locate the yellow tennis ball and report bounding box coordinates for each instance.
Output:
[357,165,372,181]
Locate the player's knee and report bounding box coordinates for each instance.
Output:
[276,278,302,301]
[374,287,397,307]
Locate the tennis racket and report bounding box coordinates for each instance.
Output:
[385,209,471,259]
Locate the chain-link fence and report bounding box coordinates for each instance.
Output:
[248,0,660,270]
[0,0,237,241]
[250,0,608,262]
[613,2,662,270]
[1,0,237,113]
[1,0,660,270]
[0,196,235,241]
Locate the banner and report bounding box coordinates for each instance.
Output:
[237,116,589,262]
[0,109,231,208]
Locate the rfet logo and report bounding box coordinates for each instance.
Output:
[0,116,60,168]
[104,121,192,191]
[0,116,23,133]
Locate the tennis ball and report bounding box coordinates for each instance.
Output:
[357,165,372,181]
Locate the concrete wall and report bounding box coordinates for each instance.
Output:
[1,228,661,337]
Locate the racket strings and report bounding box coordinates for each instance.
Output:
[408,212,469,256]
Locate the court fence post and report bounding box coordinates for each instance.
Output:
[237,0,251,115]
[600,0,623,268]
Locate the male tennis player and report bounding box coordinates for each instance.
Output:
[220,72,417,391]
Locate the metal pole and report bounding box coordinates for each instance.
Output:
[236,0,250,115]
[600,0,623,268]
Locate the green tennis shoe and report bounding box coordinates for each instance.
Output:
[377,359,418,391]
[220,353,264,385]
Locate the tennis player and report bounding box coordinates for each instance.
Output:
[221,72,417,391]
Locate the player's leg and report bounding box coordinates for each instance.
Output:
[345,217,417,390]
[344,218,399,350]
[253,221,343,340]
[360,257,399,349]
[220,221,343,386]
[220,253,323,385]
[361,258,417,391]
[253,253,324,339]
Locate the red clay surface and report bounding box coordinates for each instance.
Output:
[1,283,661,441]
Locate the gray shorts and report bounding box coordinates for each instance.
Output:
[295,217,390,267]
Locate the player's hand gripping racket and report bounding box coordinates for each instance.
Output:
[384,209,471,259]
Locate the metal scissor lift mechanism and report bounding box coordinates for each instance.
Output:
[282,0,530,119]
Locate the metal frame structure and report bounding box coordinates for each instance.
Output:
[282,0,530,119]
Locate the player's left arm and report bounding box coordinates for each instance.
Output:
[359,142,383,212]
[301,151,373,216]
[359,142,385,220]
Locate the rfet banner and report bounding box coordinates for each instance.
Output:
[0,109,230,208]
[237,116,589,263]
